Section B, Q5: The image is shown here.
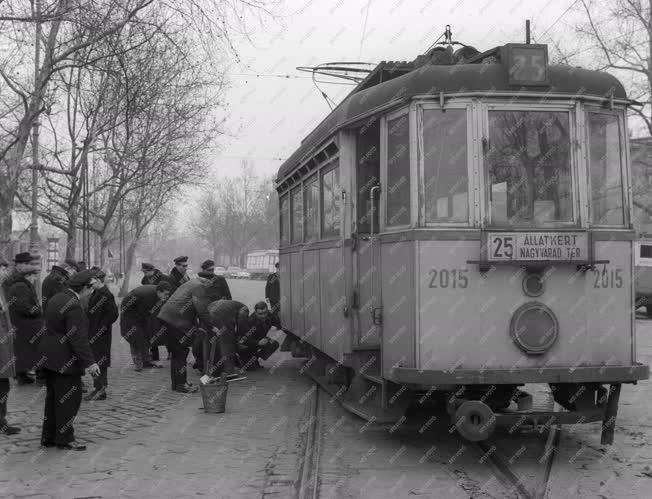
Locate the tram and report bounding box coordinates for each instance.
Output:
[275,36,649,443]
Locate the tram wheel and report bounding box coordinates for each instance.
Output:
[454,401,496,442]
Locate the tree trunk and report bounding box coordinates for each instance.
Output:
[0,193,13,260]
[65,221,77,260]
[119,239,138,297]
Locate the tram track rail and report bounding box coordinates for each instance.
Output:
[476,423,561,499]
[296,384,322,499]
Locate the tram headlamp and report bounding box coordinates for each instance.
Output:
[522,272,544,297]
[509,302,558,355]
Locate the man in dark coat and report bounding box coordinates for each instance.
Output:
[84,270,118,401]
[39,269,100,451]
[158,272,228,392]
[265,262,280,318]
[41,259,79,310]
[168,256,190,292]
[2,252,43,385]
[120,282,172,371]
[0,258,20,435]
[238,301,281,370]
[205,300,250,377]
[140,263,170,362]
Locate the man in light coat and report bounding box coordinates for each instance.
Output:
[158,272,228,393]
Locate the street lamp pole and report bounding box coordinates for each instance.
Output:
[29,0,41,257]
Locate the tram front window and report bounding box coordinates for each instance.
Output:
[486,110,573,226]
[587,112,625,226]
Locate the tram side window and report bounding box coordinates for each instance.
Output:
[304,175,319,241]
[321,163,341,238]
[280,194,290,244]
[291,187,303,244]
[587,112,625,226]
[423,109,468,223]
[386,114,411,227]
[486,111,573,226]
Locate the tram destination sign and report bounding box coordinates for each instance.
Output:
[487,232,589,261]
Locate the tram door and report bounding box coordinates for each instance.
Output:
[352,122,381,348]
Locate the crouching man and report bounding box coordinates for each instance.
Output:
[238,301,280,370]
[205,300,250,377]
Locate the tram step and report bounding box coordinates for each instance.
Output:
[351,344,381,352]
[309,373,404,424]
[360,371,383,384]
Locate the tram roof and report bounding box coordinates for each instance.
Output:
[277,62,627,183]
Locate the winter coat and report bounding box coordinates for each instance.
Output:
[39,289,95,375]
[241,311,282,347]
[158,276,230,339]
[120,285,166,348]
[87,285,118,368]
[2,271,44,373]
[207,300,248,332]
[265,272,280,304]
[41,266,70,310]
[168,267,190,293]
[0,287,16,379]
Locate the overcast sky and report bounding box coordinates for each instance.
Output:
[210,0,582,180]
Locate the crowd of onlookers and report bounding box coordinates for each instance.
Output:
[0,253,282,451]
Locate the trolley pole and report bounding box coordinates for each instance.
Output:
[29,0,42,258]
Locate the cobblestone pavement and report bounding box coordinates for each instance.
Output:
[0,280,318,498]
[1,278,651,498]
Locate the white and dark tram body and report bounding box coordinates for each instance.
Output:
[275,42,649,443]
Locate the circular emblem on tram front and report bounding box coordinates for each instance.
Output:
[509,302,559,355]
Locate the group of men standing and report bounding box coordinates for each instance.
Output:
[124,257,281,394]
[0,252,282,450]
[1,252,114,449]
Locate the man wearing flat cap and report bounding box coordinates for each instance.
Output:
[2,252,43,385]
[42,259,79,311]
[85,268,118,401]
[39,269,101,451]
[169,256,190,293]
[141,263,169,286]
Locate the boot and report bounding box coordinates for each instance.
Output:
[0,422,21,435]
[84,388,107,401]
[172,383,198,393]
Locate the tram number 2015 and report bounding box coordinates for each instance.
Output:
[428,269,469,288]
[593,268,623,289]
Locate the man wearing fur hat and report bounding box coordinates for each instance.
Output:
[1,252,43,385]
[0,258,20,435]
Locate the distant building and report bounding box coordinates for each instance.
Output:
[246,249,279,279]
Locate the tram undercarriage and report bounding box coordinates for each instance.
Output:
[283,331,647,444]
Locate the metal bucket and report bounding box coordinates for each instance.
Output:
[199,375,228,414]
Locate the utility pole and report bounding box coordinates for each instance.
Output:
[29,0,41,259]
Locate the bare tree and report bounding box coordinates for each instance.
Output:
[192,164,278,267]
[0,0,279,258]
[549,1,651,136]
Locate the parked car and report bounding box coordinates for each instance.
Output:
[214,266,226,276]
[225,266,243,278]
[236,270,251,279]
